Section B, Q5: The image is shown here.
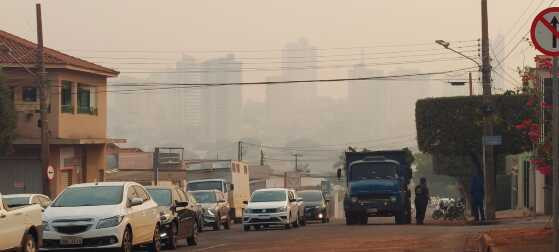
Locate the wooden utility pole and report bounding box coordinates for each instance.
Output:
[469,72,473,96]
[36,4,50,197]
[153,147,160,186]
[481,0,496,220]
[238,141,243,161]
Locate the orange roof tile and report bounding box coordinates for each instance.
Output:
[0,29,119,77]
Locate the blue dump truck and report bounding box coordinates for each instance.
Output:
[337,149,413,225]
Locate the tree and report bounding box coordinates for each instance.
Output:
[415,94,531,176]
[0,72,16,155]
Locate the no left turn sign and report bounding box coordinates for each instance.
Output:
[531,7,559,56]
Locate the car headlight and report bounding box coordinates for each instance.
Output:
[390,196,398,202]
[277,206,288,213]
[351,196,358,203]
[96,216,124,229]
[206,208,216,216]
[42,221,50,231]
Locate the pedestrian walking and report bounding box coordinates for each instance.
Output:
[414,177,430,225]
[470,171,486,224]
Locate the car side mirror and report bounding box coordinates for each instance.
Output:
[243,200,248,204]
[176,201,188,207]
[129,197,143,207]
[337,169,342,179]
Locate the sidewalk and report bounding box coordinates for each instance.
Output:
[477,210,551,252]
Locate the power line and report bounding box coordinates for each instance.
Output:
[63,39,479,54]
[116,57,479,74]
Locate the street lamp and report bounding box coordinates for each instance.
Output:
[436,40,479,96]
[435,40,481,69]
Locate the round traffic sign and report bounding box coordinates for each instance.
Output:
[47,165,55,180]
[531,7,559,56]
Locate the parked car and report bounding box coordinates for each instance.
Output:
[184,191,204,233]
[289,189,306,226]
[242,188,299,231]
[0,194,43,252]
[298,190,330,223]
[145,185,199,249]
[42,182,161,252]
[190,190,231,231]
[3,194,51,210]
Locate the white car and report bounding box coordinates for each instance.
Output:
[289,189,306,226]
[242,188,300,231]
[0,194,43,252]
[3,194,51,210]
[42,182,161,251]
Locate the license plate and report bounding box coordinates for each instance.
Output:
[60,237,83,245]
[257,215,270,218]
[367,208,378,213]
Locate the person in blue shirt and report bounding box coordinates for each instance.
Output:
[470,170,485,224]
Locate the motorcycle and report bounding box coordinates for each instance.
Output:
[431,199,465,221]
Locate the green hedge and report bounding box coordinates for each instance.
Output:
[415,94,531,175]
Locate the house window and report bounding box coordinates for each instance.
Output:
[22,87,37,102]
[77,83,97,115]
[61,81,73,113]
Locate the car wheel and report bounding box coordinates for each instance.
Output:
[148,225,161,252]
[120,227,133,252]
[164,223,178,250]
[224,215,231,230]
[213,215,221,231]
[187,221,199,246]
[21,233,37,252]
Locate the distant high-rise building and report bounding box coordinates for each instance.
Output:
[281,38,318,105]
[492,34,506,92]
[200,54,243,143]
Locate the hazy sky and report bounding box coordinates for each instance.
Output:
[1,0,546,102]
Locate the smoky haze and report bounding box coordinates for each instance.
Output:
[0,0,538,173]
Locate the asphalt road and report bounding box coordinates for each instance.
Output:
[155,217,547,252]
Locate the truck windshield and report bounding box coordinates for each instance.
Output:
[52,186,124,207]
[146,189,172,206]
[350,163,398,181]
[187,181,223,191]
[191,191,217,203]
[250,191,286,202]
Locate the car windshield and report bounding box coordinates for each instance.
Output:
[187,181,222,191]
[52,186,124,207]
[250,191,286,202]
[3,197,30,207]
[350,162,398,181]
[191,191,217,203]
[147,189,172,206]
[298,191,323,202]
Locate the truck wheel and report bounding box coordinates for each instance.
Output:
[360,215,368,225]
[21,233,37,252]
